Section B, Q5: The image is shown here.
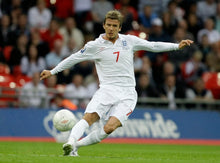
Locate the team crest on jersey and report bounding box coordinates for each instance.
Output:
[80,47,86,53]
[122,40,128,50]
[122,40,127,46]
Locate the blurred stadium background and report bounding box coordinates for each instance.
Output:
[0,0,220,150]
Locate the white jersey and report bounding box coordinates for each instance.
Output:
[50,34,179,88]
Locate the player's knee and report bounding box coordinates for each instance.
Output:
[104,124,117,134]
[83,113,100,126]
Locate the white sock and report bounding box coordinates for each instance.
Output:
[67,119,89,144]
[76,127,108,148]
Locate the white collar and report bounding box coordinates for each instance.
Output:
[98,33,122,43]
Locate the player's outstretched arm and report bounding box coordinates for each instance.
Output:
[179,39,194,49]
[40,70,52,80]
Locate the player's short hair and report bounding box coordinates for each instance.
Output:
[104,10,123,27]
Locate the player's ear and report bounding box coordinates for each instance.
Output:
[103,23,105,30]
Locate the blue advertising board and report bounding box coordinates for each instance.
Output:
[0,108,220,142]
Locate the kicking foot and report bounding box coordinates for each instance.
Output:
[69,148,79,157]
[63,143,73,156]
[63,142,79,156]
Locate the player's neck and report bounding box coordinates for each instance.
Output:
[103,34,119,44]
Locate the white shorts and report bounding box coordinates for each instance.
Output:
[85,85,137,126]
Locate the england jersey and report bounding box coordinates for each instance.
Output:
[50,34,179,87]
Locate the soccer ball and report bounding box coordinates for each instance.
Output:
[53,109,76,132]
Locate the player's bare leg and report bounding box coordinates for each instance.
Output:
[103,116,122,134]
[63,112,100,156]
[75,116,121,148]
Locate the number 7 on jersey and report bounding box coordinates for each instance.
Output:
[113,51,120,62]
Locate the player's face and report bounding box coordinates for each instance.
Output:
[103,18,121,42]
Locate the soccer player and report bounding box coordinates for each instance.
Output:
[40,10,193,156]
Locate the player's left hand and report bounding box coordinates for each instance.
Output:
[179,39,194,49]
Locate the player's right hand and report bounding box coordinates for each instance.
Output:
[40,70,52,80]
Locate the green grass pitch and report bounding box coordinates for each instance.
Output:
[0,142,219,163]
